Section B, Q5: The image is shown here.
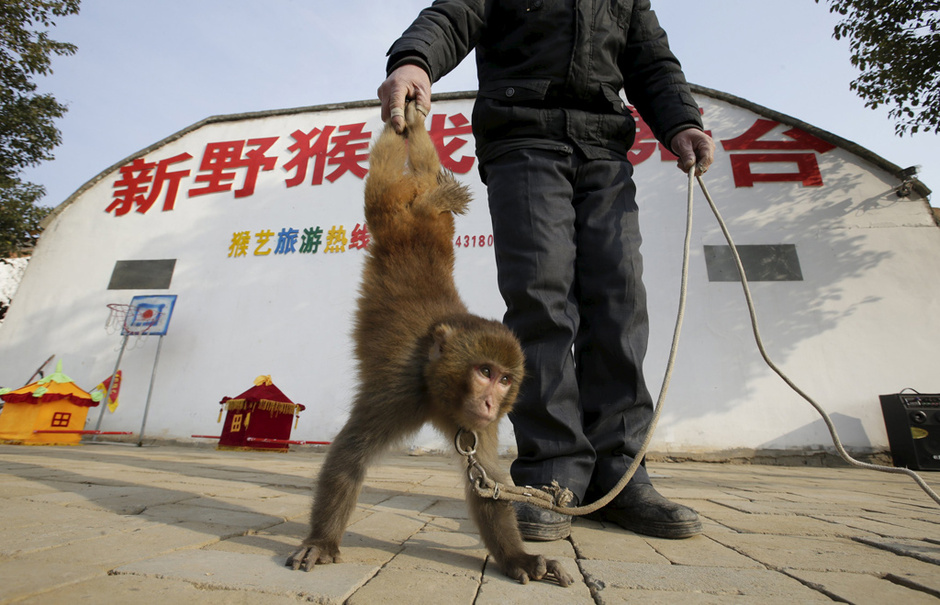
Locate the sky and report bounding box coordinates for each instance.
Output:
[20,0,940,209]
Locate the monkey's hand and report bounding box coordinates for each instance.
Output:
[286,539,341,571]
[503,553,574,587]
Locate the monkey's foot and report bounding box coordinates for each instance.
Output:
[286,540,342,571]
[503,553,574,587]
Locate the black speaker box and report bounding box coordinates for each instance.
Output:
[879,393,940,471]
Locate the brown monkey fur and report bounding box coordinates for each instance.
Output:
[287,103,573,587]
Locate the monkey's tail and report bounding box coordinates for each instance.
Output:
[416,172,471,217]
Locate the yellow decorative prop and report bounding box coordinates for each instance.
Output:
[0,361,99,446]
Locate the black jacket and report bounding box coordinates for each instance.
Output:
[387,0,703,164]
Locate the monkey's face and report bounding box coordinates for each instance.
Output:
[461,363,517,430]
[425,318,525,431]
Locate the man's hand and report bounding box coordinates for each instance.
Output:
[377,64,432,133]
[671,128,715,176]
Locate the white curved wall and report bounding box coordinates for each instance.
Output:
[1,93,937,457]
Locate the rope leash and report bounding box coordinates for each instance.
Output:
[461,168,940,513]
[696,173,940,507]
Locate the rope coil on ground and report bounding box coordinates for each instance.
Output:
[462,168,940,512]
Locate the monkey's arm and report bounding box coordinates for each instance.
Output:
[470,494,573,586]
[288,398,422,571]
[466,432,574,587]
[287,424,366,570]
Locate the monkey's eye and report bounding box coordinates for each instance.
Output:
[499,375,512,386]
[478,365,492,379]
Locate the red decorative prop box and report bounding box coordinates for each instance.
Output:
[217,375,304,452]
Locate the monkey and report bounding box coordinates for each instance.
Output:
[287,103,573,587]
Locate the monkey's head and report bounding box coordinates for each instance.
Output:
[424,316,525,431]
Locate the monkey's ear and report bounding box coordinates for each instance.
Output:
[429,323,455,361]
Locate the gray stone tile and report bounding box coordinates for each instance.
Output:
[16,574,308,605]
[346,567,481,604]
[700,508,865,537]
[815,514,939,540]
[137,501,283,532]
[384,529,488,578]
[114,549,378,604]
[570,523,670,564]
[787,569,940,604]
[710,532,937,576]
[647,535,765,568]
[854,535,940,565]
[579,560,827,600]
[0,524,221,602]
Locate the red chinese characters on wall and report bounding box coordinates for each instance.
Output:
[189,138,278,199]
[427,113,474,173]
[110,109,841,218]
[720,119,836,188]
[108,114,477,217]
[106,153,193,216]
[283,126,334,187]
[629,109,836,188]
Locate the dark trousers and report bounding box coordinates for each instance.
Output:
[483,147,654,503]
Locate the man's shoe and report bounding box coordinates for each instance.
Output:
[513,485,577,542]
[514,501,571,541]
[597,483,701,539]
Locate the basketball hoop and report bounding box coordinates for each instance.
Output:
[105,303,162,349]
[105,303,135,335]
[96,296,177,445]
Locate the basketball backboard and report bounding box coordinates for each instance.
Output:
[125,295,178,336]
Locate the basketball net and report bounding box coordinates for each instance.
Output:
[105,303,162,349]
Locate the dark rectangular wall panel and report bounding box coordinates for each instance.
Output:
[704,245,803,282]
[107,259,176,290]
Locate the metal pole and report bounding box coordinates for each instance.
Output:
[137,334,165,446]
[92,332,129,441]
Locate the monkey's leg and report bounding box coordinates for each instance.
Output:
[288,411,396,571]
[363,124,415,234]
[402,101,441,183]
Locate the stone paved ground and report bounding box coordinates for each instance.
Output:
[0,443,937,604]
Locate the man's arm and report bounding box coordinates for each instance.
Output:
[619,1,713,174]
[378,0,484,132]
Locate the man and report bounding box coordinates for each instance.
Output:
[378,0,714,541]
